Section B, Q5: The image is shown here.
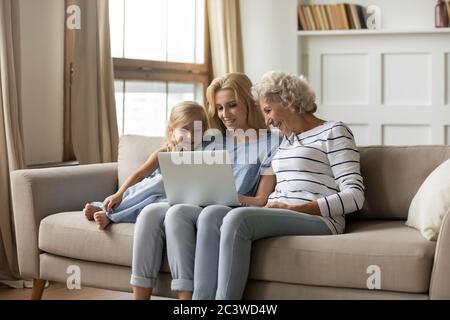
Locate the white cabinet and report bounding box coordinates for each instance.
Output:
[296,0,450,146]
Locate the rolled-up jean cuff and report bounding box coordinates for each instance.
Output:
[130,274,157,289]
[171,279,194,292]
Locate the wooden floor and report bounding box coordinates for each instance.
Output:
[0,282,144,300]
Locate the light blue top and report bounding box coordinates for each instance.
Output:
[221,132,281,197]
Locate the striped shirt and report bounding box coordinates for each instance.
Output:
[267,121,365,234]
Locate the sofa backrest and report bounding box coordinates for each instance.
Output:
[358,145,450,220]
[118,135,164,187]
[118,135,450,220]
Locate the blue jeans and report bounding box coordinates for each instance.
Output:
[163,204,232,293]
[130,202,222,292]
[164,205,331,299]
[130,203,170,289]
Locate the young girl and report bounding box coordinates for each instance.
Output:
[83,101,209,230]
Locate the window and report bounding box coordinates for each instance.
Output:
[109,0,211,137]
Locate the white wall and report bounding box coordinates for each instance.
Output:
[303,33,450,146]
[19,0,64,165]
[239,0,298,83]
[239,0,437,83]
[297,0,450,146]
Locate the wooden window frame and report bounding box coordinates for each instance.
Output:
[112,1,212,105]
[63,0,77,161]
[113,58,210,86]
[64,0,212,160]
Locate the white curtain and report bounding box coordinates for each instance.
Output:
[207,0,244,77]
[0,0,26,288]
[71,0,118,164]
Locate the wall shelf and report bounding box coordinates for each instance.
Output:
[297,28,450,36]
[294,0,450,146]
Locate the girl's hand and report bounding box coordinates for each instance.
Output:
[103,193,123,212]
[265,201,291,210]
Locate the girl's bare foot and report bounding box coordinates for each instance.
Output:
[83,204,102,221]
[94,211,111,230]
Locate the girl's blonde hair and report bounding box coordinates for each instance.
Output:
[164,101,210,151]
[206,72,267,134]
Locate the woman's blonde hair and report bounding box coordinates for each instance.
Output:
[206,72,267,134]
[252,71,317,114]
[164,101,210,151]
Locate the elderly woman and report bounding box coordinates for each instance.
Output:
[209,71,366,300]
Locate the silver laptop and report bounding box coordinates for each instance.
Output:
[158,150,240,206]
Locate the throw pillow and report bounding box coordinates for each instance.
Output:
[406,158,450,241]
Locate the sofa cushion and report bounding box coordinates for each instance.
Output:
[358,146,450,220]
[40,213,435,294]
[38,212,170,272]
[118,135,164,187]
[249,220,436,293]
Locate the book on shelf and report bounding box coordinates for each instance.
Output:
[330,4,340,29]
[297,2,367,31]
[346,4,356,29]
[320,5,330,30]
[339,3,350,29]
[314,5,324,30]
[325,5,335,29]
[356,4,367,29]
[304,6,316,30]
[297,5,307,30]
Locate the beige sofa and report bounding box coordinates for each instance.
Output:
[10,135,450,300]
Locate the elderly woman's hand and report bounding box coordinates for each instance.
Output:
[266,200,322,216]
[265,201,291,210]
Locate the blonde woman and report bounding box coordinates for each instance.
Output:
[82,101,209,230]
[159,73,282,300]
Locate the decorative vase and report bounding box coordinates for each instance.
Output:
[435,0,449,28]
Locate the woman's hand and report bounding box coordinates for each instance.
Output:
[266,200,322,216]
[103,193,123,212]
[238,194,268,207]
[238,195,247,206]
[238,175,276,207]
[265,201,291,210]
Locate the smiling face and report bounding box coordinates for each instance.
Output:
[215,89,249,131]
[260,96,295,135]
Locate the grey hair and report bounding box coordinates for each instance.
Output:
[251,71,317,114]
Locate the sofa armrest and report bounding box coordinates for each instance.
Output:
[430,209,450,299]
[10,163,118,280]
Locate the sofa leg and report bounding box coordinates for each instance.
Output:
[31,279,46,300]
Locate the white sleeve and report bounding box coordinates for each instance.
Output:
[317,124,365,218]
